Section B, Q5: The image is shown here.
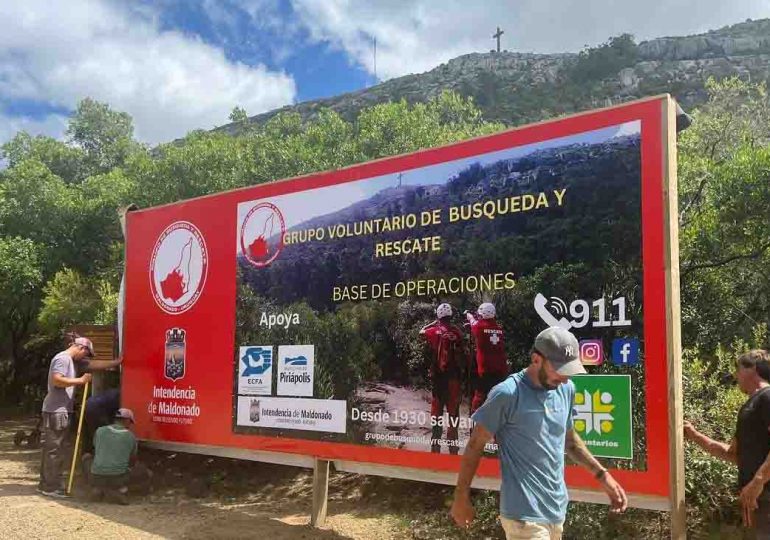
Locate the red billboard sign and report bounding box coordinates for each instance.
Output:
[123,95,681,508]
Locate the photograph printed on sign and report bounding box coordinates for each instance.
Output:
[233,121,646,467]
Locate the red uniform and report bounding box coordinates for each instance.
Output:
[422,322,465,454]
[467,316,509,412]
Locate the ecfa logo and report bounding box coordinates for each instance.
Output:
[164,328,186,381]
[241,347,272,376]
[249,398,260,423]
[239,202,286,268]
[574,389,615,435]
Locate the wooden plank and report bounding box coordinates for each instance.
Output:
[69,324,116,361]
[69,324,116,395]
[311,459,330,527]
[662,95,687,539]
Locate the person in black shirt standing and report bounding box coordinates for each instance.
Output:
[684,349,770,538]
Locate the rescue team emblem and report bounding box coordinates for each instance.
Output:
[239,202,286,267]
[150,221,208,314]
[164,327,186,381]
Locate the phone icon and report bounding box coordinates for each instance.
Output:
[534,293,572,329]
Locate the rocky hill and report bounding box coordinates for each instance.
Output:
[217,18,770,133]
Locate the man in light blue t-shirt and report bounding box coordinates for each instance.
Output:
[451,327,628,540]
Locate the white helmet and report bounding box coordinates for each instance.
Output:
[478,302,496,319]
[436,303,453,319]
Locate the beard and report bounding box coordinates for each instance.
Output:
[538,363,559,390]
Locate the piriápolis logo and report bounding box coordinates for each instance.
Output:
[150,221,208,314]
[239,202,286,267]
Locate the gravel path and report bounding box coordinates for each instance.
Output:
[0,417,408,540]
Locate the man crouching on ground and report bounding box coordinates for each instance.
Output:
[451,327,627,539]
[88,408,140,504]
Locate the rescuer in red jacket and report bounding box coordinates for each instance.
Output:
[420,303,466,454]
[466,302,509,413]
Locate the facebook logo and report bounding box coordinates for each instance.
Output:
[612,338,640,366]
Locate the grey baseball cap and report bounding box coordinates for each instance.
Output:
[74,337,95,357]
[115,408,135,423]
[534,327,586,376]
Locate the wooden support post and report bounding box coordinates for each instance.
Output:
[311,458,330,527]
[663,95,687,539]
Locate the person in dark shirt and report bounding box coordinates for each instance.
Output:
[84,388,121,453]
[685,349,770,538]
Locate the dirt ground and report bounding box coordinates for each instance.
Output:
[0,416,427,540]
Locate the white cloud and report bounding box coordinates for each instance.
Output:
[203,0,305,65]
[0,113,69,148]
[0,0,297,145]
[290,0,770,80]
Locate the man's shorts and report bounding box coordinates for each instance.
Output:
[500,517,563,540]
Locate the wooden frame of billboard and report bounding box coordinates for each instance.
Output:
[663,96,686,539]
[137,94,687,537]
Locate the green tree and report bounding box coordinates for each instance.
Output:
[37,268,107,333]
[566,33,639,86]
[355,91,501,160]
[229,106,249,123]
[1,132,87,184]
[678,77,770,350]
[127,91,502,207]
[676,77,770,536]
[0,158,75,267]
[0,237,44,398]
[67,98,143,173]
[126,131,255,205]
[0,100,142,401]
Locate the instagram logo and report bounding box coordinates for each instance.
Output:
[579,340,604,366]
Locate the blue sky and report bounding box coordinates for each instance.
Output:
[149,0,373,102]
[0,1,768,146]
